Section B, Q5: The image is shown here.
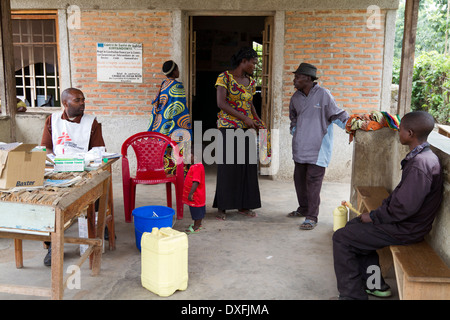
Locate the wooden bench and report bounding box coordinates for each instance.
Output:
[437,124,450,138]
[391,242,450,300]
[355,186,450,300]
[355,186,389,215]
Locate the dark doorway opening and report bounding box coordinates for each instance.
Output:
[191,16,266,135]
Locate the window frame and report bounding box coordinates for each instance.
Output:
[11,10,61,109]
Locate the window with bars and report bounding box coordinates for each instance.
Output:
[252,41,263,87]
[12,12,60,107]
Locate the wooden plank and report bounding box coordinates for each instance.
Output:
[392,243,450,300]
[391,242,450,283]
[14,239,23,268]
[0,231,50,241]
[105,163,116,250]
[0,284,51,297]
[402,281,450,300]
[437,124,450,138]
[0,0,17,140]
[51,207,64,300]
[397,0,420,117]
[0,230,101,246]
[0,202,55,233]
[64,246,94,290]
[91,176,109,276]
[56,170,110,224]
[355,186,389,212]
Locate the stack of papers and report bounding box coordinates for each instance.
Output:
[43,176,82,187]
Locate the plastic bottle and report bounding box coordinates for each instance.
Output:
[333,205,348,231]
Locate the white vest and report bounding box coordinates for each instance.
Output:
[51,112,95,155]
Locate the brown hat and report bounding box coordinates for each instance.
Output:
[293,63,318,80]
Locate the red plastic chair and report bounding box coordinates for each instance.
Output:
[121,132,184,223]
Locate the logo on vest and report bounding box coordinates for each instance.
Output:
[56,132,72,145]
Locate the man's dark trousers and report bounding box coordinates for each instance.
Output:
[332,218,403,299]
[294,162,326,222]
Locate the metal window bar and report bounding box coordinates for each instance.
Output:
[12,15,59,107]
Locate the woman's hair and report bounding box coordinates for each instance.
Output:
[162,60,178,77]
[230,47,258,69]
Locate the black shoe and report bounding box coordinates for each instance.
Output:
[43,244,51,266]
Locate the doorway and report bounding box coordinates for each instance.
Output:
[187,15,273,138]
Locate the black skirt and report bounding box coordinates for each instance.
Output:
[212,128,261,211]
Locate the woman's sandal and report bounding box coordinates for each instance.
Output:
[238,209,257,218]
[299,219,317,230]
[215,211,226,221]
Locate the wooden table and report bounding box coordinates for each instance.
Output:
[0,161,113,299]
[88,158,117,251]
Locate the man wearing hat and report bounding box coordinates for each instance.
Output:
[288,63,349,230]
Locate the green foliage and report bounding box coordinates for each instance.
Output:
[252,42,263,87]
[393,0,450,124]
[392,57,401,85]
[394,52,450,124]
[394,0,449,59]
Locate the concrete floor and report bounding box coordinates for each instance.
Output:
[0,166,398,301]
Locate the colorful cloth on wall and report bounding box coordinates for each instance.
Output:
[345,110,401,143]
[215,71,271,159]
[148,79,192,174]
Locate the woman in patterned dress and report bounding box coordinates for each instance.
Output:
[148,60,192,174]
[213,47,264,220]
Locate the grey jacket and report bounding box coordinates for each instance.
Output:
[289,83,349,167]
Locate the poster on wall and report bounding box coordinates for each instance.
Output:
[97,43,142,83]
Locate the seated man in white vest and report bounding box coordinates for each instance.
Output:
[40,88,106,266]
[41,88,105,155]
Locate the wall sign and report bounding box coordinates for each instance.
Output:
[97,43,142,83]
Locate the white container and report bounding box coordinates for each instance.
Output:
[141,227,188,297]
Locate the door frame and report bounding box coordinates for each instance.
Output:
[183,11,276,129]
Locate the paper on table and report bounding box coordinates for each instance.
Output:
[43,176,82,187]
[102,152,121,159]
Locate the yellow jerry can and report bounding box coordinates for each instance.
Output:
[141,227,188,297]
[333,205,348,232]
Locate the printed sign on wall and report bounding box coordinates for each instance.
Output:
[97,43,143,83]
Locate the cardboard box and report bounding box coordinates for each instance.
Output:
[0,144,46,189]
[53,156,84,172]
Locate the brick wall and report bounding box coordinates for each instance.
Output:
[69,9,386,118]
[283,10,386,116]
[68,10,172,116]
